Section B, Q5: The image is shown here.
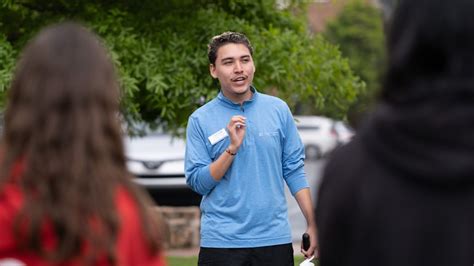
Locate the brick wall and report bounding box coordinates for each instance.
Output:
[157,206,201,249]
[307,0,380,33]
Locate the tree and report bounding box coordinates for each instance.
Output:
[0,0,364,135]
[324,0,385,128]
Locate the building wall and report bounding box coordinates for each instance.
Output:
[307,0,381,33]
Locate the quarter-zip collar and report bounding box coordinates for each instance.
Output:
[217,86,258,110]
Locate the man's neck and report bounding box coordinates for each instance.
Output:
[222,89,253,105]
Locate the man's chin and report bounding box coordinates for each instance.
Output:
[232,85,250,95]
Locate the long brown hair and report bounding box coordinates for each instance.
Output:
[0,22,161,263]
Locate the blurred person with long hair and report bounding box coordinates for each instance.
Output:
[316,0,474,265]
[0,22,166,265]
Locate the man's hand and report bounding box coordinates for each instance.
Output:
[209,115,246,180]
[301,225,318,259]
[226,115,246,153]
[294,188,318,258]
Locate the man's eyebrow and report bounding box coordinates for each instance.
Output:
[221,57,235,62]
[220,55,251,62]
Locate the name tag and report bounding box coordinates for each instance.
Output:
[208,128,228,145]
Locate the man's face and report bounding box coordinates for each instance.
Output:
[210,43,255,102]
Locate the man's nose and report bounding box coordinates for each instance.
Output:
[234,62,243,72]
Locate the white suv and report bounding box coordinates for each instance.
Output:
[333,120,355,145]
[294,115,339,160]
[123,126,201,206]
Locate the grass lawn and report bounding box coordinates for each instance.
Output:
[166,256,319,266]
[166,256,198,266]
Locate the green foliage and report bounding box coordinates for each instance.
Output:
[324,0,385,125]
[256,31,362,119]
[0,0,364,135]
[0,33,15,105]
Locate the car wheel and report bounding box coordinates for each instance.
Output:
[305,145,321,161]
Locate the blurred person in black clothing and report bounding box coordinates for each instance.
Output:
[316,0,474,265]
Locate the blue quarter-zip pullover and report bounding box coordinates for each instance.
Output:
[185,87,308,248]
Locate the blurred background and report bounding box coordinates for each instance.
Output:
[0,0,394,263]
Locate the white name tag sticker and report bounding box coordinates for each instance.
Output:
[208,128,228,145]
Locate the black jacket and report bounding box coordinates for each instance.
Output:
[316,101,474,266]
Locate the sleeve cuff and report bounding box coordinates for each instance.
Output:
[286,170,309,196]
[198,164,220,191]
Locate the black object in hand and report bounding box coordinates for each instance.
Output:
[302,233,310,251]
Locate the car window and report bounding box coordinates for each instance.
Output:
[297,125,321,130]
[125,121,168,138]
[335,122,354,134]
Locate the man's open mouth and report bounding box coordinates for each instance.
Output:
[232,76,246,82]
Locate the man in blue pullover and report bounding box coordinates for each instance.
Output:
[185,32,317,265]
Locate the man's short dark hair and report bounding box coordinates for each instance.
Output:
[207,32,253,65]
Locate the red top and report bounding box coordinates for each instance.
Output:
[0,182,167,266]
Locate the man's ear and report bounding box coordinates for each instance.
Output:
[209,64,217,78]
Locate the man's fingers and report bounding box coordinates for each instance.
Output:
[232,115,246,120]
[301,246,317,259]
[235,122,245,129]
[230,116,246,125]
